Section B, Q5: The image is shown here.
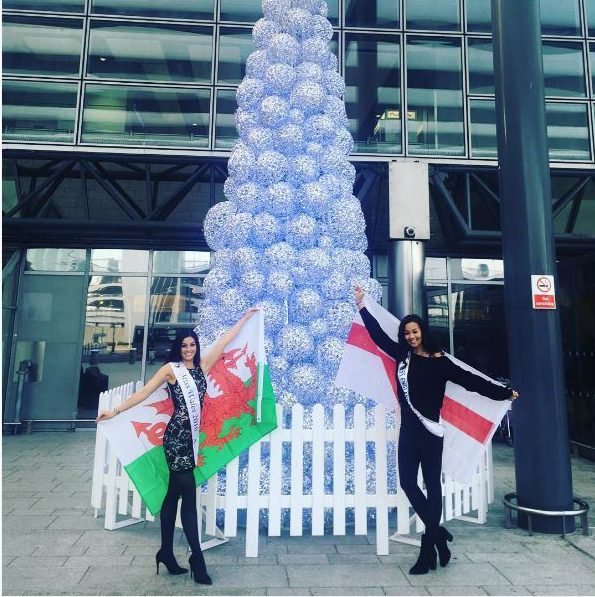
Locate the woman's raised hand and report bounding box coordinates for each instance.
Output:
[243,306,259,320]
[95,409,117,424]
[509,390,519,401]
[354,284,365,305]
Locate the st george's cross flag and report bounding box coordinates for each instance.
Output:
[98,311,277,515]
[335,297,510,483]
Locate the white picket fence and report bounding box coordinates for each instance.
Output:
[92,382,494,557]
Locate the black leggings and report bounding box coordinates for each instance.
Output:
[398,417,444,532]
[159,470,206,567]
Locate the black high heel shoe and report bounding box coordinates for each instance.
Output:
[409,533,437,575]
[189,553,212,585]
[155,549,187,575]
[434,526,453,567]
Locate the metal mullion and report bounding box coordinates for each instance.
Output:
[81,77,214,90]
[76,10,91,146]
[403,33,409,156]
[1,9,83,18]
[462,26,470,159]
[140,251,154,384]
[446,257,454,354]
[87,13,216,27]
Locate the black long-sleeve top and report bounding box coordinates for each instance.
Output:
[359,307,511,422]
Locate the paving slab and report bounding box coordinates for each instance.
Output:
[2,565,89,594]
[524,585,595,595]
[495,560,595,586]
[481,586,530,596]
[287,564,409,587]
[405,563,510,587]
[310,588,384,595]
[382,587,430,595]
[426,587,488,596]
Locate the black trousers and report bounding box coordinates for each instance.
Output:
[397,413,444,532]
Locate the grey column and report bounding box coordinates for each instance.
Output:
[388,240,425,319]
[491,0,575,533]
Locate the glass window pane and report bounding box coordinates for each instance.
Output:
[590,43,595,96]
[218,27,253,85]
[546,102,591,161]
[144,276,206,381]
[469,99,497,158]
[81,275,147,413]
[588,0,595,37]
[3,0,83,12]
[426,284,450,352]
[220,0,262,23]
[88,22,213,84]
[406,0,461,31]
[153,251,211,274]
[3,80,78,143]
[215,88,238,149]
[466,0,492,33]
[91,249,149,273]
[3,16,83,78]
[82,85,211,148]
[345,0,399,28]
[91,0,214,20]
[406,36,464,156]
[451,284,508,380]
[467,38,494,94]
[25,248,86,272]
[572,185,595,235]
[345,33,401,154]
[543,41,586,97]
[425,257,447,280]
[451,258,504,281]
[540,0,581,36]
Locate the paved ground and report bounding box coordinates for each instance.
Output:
[3,431,595,596]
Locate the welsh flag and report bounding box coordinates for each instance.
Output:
[98,311,276,515]
[335,298,510,483]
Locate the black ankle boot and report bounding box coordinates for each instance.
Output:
[155,549,187,575]
[409,533,437,575]
[434,526,453,567]
[189,552,212,585]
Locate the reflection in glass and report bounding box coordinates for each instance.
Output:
[91,0,214,19]
[3,80,78,143]
[91,249,149,273]
[344,34,401,154]
[80,276,147,414]
[406,0,460,31]
[546,102,591,161]
[220,0,262,23]
[450,259,504,281]
[3,17,83,78]
[345,0,399,28]
[466,0,491,33]
[540,0,581,36]
[542,41,586,97]
[153,251,211,274]
[426,285,449,353]
[425,257,447,280]
[406,37,464,156]
[215,89,238,149]
[88,22,213,83]
[469,99,497,158]
[588,0,595,37]
[82,85,211,147]
[3,0,83,12]
[572,182,595,234]
[467,38,494,94]
[144,276,206,381]
[218,27,253,85]
[590,43,595,96]
[25,249,87,272]
[451,284,509,380]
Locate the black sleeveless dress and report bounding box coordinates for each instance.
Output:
[163,366,207,473]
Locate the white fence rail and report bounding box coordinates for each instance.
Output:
[92,382,494,557]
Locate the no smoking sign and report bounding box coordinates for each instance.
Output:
[531,274,556,309]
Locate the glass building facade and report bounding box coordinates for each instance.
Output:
[2,0,594,452]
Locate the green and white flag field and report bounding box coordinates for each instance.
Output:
[98,312,277,515]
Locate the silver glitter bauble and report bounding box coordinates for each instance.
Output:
[320,173,352,198]
[323,96,349,128]
[245,126,274,153]
[332,127,355,155]
[245,50,269,78]
[318,234,335,250]
[252,212,282,247]
[333,229,368,251]
[304,114,337,144]
[240,269,266,299]
[266,182,297,217]
[320,271,351,300]
[332,248,371,279]
[259,95,290,128]
[288,363,324,403]
[236,78,265,110]
[265,241,297,269]
[321,148,356,181]
[202,267,234,299]
[295,61,323,83]
[275,123,305,155]
[233,181,265,214]
[327,197,366,238]
[358,277,384,303]
[287,154,320,185]
[288,108,306,125]
[325,301,356,337]
[234,246,261,272]
[301,37,334,68]
[210,248,235,271]
[262,0,291,21]
[267,270,295,298]
[253,18,281,49]
[309,317,329,338]
[286,214,318,249]
[219,288,249,322]
[198,302,220,330]
[299,247,332,282]
[255,150,288,185]
[316,336,345,373]
[292,0,319,13]
[305,142,324,158]
[298,181,331,216]
[289,287,323,323]
[278,324,314,362]
[204,201,236,250]
[310,14,333,41]
[258,298,286,334]
[290,80,326,113]
[277,389,298,408]
[227,146,257,183]
[283,8,313,40]
[267,33,301,66]
[228,212,253,247]
[270,355,290,379]
[223,176,241,202]
[324,69,346,97]
[264,63,297,95]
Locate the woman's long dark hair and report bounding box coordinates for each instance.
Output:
[398,314,442,355]
[167,329,201,367]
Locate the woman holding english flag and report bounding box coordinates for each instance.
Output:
[353,285,519,576]
[96,307,259,586]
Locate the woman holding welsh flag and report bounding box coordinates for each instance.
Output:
[354,285,518,576]
[96,307,258,585]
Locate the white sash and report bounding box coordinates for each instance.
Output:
[397,353,445,438]
[169,362,201,466]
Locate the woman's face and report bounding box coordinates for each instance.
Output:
[180,336,197,362]
[404,322,423,350]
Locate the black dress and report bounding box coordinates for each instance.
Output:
[163,366,207,473]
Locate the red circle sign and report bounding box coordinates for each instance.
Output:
[536,277,551,293]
